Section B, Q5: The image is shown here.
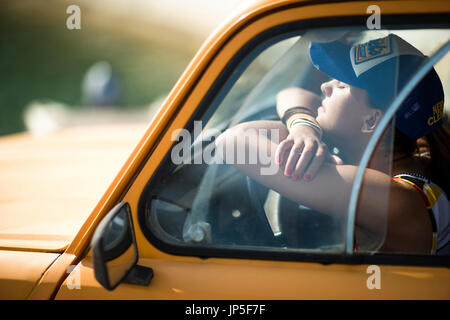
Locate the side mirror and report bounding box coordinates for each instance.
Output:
[92,202,138,291]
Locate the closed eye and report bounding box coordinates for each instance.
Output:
[337,81,347,89]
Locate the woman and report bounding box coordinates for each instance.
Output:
[215,33,449,254]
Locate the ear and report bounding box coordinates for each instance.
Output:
[361,109,383,134]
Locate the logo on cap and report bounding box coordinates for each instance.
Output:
[355,37,392,64]
[428,100,444,126]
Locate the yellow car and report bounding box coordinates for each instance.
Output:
[1,0,449,301]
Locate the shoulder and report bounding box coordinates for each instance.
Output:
[392,155,431,179]
[382,177,432,253]
[390,178,428,215]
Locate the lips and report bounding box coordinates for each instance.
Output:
[320,100,326,112]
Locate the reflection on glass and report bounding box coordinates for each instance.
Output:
[146,27,450,256]
[105,244,136,287]
[102,207,137,287]
[104,210,128,251]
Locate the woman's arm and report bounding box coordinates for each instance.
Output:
[275,87,341,180]
[216,121,390,220]
[215,120,432,252]
[276,87,321,119]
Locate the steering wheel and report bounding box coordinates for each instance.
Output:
[246,175,288,246]
[238,106,288,245]
[183,104,287,246]
[181,100,344,250]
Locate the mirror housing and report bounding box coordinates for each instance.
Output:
[92,202,138,291]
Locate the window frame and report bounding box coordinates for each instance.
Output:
[138,14,450,268]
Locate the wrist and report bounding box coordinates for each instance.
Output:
[286,113,317,129]
[289,117,323,139]
[281,107,315,126]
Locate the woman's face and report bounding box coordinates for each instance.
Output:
[316,79,375,139]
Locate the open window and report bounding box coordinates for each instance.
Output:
[354,34,450,255]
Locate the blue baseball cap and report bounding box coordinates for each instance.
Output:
[309,33,444,140]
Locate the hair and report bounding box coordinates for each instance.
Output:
[393,122,450,196]
[422,125,450,195]
[365,91,450,195]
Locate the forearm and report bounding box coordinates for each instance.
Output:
[216,122,430,252]
[215,124,392,227]
[276,87,322,119]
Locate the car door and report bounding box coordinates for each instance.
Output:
[55,0,450,300]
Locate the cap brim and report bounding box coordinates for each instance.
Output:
[309,40,362,88]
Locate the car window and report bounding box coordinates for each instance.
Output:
[141,26,450,259]
[358,36,449,255]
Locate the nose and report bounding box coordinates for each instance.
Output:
[321,81,332,97]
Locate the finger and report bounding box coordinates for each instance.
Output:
[275,139,293,165]
[292,140,316,180]
[302,144,327,181]
[284,143,304,176]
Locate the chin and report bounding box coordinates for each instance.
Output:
[315,115,326,128]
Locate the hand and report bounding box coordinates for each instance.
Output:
[275,124,343,181]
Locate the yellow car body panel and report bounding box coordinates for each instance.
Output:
[0,251,59,299]
[1,0,449,299]
[55,256,450,300]
[0,124,146,252]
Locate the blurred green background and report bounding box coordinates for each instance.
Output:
[0,0,237,136]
